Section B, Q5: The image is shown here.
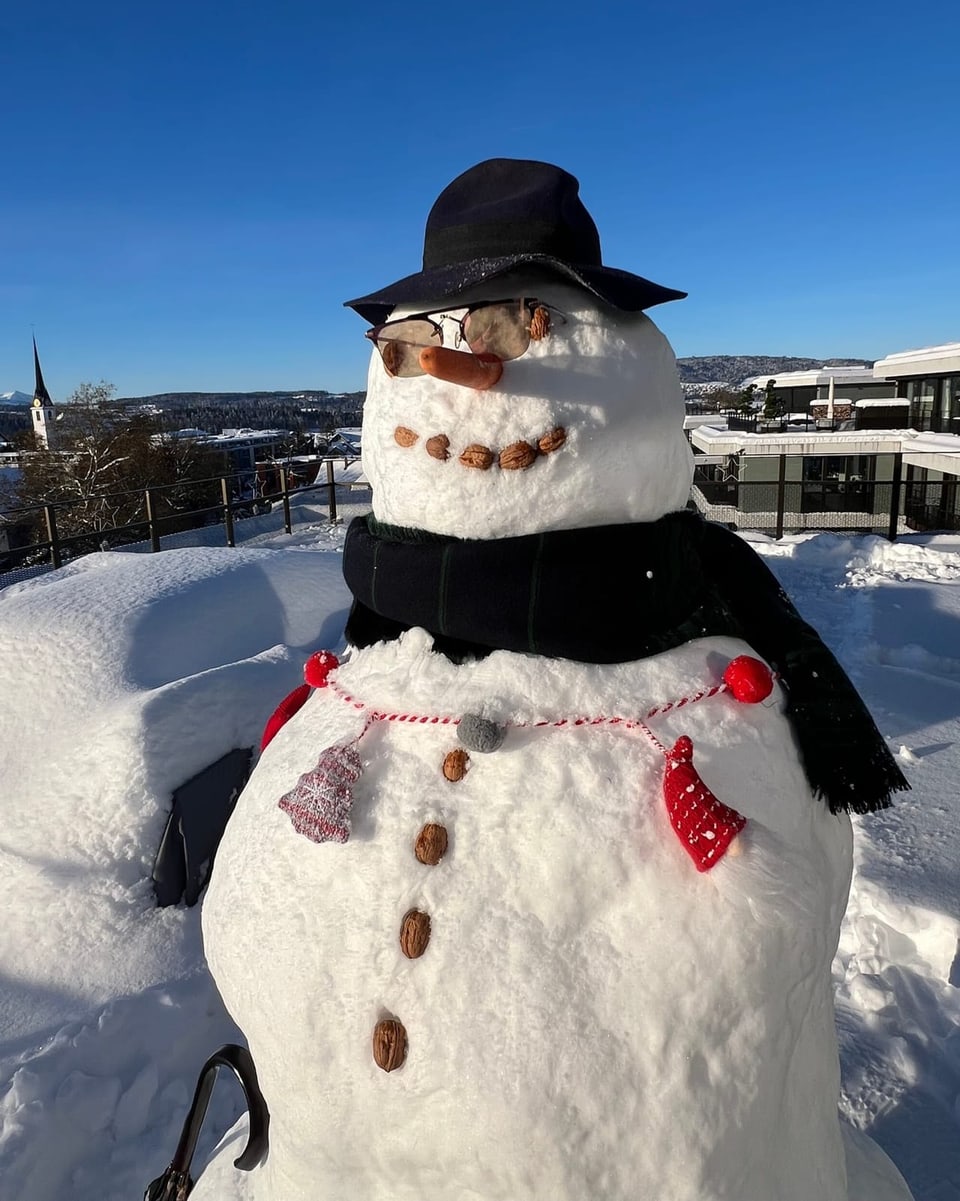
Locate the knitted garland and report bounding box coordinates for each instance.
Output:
[272,651,776,872]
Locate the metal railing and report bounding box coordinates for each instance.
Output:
[689,451,960,540]
[6,450,958,591]
[0,458,369,590]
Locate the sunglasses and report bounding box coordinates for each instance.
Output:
[365,298,563,379]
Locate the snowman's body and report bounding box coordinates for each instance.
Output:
[195,278,913,1200]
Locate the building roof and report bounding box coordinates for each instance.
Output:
[872,343,960,378]
[690,423,960,475]
[853,398,911,408]
[741,365,887,389]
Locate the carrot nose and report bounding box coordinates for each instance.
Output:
[418,346,503,390]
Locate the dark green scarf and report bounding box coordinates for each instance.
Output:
[342,511,909,816]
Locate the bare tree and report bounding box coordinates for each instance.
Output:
[14,382,228,546]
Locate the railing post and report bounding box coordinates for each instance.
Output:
[775,454,786,540]
[326,459,338,524]
[279,467,292,534]
[888,452,903,542]
[144,488,162,553]
[220,478,235,548]
[44,505,62,570]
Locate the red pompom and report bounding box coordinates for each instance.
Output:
[723,656,774,704]
[304,650,339,688]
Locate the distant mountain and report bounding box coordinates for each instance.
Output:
[675,355,873,388]
[12,360,875,418]
[113,389,367,437]
[115,389,366,409]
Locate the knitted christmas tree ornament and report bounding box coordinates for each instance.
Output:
[278,740,362,844]
[663,735,746,872]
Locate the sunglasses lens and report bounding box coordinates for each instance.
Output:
[462,302,530,362]
[373,319,438,377]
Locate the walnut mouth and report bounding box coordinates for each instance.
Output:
[393,426,567,471]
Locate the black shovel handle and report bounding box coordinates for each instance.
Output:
[144,1043,270,1200]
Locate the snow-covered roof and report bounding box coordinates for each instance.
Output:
[740,366,885,389]
[852,398,910,407]
[873,343,960,378]
[691,423,960,470]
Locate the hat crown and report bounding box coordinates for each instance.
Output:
[344,157,685,323]
[422,158,602,270]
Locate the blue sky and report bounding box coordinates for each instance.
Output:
[2,0,957,400]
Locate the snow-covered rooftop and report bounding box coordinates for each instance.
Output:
[873,343,960,378]
[741,366,886,389]
[853,398,911,407]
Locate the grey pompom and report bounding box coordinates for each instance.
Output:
[457,713,505,753]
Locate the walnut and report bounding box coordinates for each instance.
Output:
[528,305,550,341]
[442,748,469,782]
[372,1018,407,1072]
[393,426,418,447]
[459,444,495,470]
[399,909,431,959]
[538,427,567,454]
[426,434,451,461]
[414,823,448,865]
[498,440,538,471]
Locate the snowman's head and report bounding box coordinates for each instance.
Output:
[346,158,691,539]
[358,273,694,539]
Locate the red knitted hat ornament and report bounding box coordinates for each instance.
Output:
[662,735,747,872]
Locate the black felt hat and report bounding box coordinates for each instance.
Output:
[345,158,686,324]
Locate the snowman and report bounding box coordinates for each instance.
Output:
[193,159,914,1201]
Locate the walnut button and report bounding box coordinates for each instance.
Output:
[538,426,567,455]
[414,822,448,865]
[442,748,470,782]
[426,434,450,461]
[399,909,431,959]
[498,440,538,471]
[372,1018,407,1072]
[459,444,495,470]
[393,425,418,447]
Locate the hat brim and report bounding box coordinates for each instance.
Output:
[344,254,686,324]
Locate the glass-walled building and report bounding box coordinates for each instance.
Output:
[740,365,896,413]
[873,343,960,434]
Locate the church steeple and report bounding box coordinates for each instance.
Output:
[33,336,53,407]
[30,337,58,449]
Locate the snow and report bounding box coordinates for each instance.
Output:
[3,518,959,1199]
[360,282,694,538]
[2,283,959,1198]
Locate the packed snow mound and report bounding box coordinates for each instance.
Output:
[0,542,353,1201]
